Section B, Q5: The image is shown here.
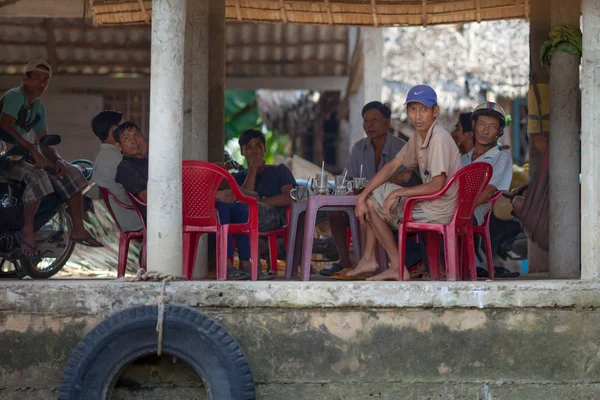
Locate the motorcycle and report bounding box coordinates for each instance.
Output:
[0,134,95,279]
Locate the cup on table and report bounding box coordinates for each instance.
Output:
[290,186,309,202]
[334,175,350,196]
[351,177,367,195]
[315,173,329,196]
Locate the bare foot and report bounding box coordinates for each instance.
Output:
[346,258,379,277]
[366,267,411,281]
[19,228,37,256]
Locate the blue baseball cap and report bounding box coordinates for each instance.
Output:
[404,85,437,107]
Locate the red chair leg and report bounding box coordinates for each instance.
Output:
[250,231,259,281]
[269,235,278,275]
[444,230,458,281]
[483,232,495,280]
[397,224,407,280]
[466,231,477,281]
[217,227,228,281]
[117,233,130,278]
[182,232,198,280]
[425,232,440,280]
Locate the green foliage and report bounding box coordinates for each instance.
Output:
[224,90,288,165]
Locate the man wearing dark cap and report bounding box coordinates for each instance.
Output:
[323,101,422,277]
[0,59,103,256]
[349,85,461,280]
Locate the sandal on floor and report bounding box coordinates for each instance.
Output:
[258,271,276,280]
[319,263,346,277]
[330,268,374,281]
[476,267,489,278]
[227,267,250,281]
[494,266,520,278]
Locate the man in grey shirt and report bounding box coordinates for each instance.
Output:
[323,102,421,277]
[91,110,143,233]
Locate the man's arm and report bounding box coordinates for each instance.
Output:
[259,184,293,207]
[0,113,47,168]
[475,185,498,208]
[387,169,415,186]
[136,189,147,203]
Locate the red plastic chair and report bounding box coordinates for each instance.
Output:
[258,207,289,275]
[182,161,259,281]
[472,190,504,280]
[98,187,147,278]
[397,163,493,281]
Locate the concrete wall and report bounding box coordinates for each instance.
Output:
[1,281,600,399]
[44,93,104,162]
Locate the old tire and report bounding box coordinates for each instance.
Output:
[58,305,255,400]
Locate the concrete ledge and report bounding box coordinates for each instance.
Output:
[1,280,600,317]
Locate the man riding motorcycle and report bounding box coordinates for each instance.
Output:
[0,59,103,257]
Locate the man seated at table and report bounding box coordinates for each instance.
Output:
[323,101,423,278]
[232,129,296,232]
[462,102,513,226]
[349,85,462,280]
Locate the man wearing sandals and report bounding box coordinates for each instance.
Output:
[349,85,462,280]
[232,129,296,279]
[0,60,103,256]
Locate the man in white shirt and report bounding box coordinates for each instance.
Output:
[91,110,143,233]
[461,102,513,225]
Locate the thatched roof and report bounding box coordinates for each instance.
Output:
[383,19,529,116]
[89,0,531,27]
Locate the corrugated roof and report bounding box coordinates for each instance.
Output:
[0,17,348,77]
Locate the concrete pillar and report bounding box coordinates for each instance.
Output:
[581,0,600,280]
[183,0,209,160]
[549,0,581,279]
[348,28,383,153]
[207,0,226,163]
[147,0,186,275]
[182,0,210,279]
[527,0,551,273]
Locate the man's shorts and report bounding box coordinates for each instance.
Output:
[1,161,88,204]
[370,182,440,228]
[257,202,286,232]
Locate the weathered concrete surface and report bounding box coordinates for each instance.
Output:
[1,281,600,399]
[581,0,600,281]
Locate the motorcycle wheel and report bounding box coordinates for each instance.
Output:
[1,209,75,279]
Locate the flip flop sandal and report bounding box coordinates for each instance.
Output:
[15,232,41,260]
[476,267,490,278]
[71,236,104,248]
[494,266,520,278]
[330,268,374,281]
[319,263,346,277]
[258,271,276,280]
[227,267,250,281]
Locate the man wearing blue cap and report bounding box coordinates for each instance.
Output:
[348,85,462,280]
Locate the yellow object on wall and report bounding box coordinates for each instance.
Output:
[527,84,550,135]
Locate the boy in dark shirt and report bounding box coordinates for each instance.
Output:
[233,129,296,232]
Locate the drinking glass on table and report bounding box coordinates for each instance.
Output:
[290,186,309,202]
[334,175,349,196]
[315,173,329,196]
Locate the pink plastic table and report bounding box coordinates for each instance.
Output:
[285,195,362,281]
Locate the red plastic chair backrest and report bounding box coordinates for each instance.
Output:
[124,190,148,231]
[98,186,135,233]
[182,161,253,228]
[450,163,493,229]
